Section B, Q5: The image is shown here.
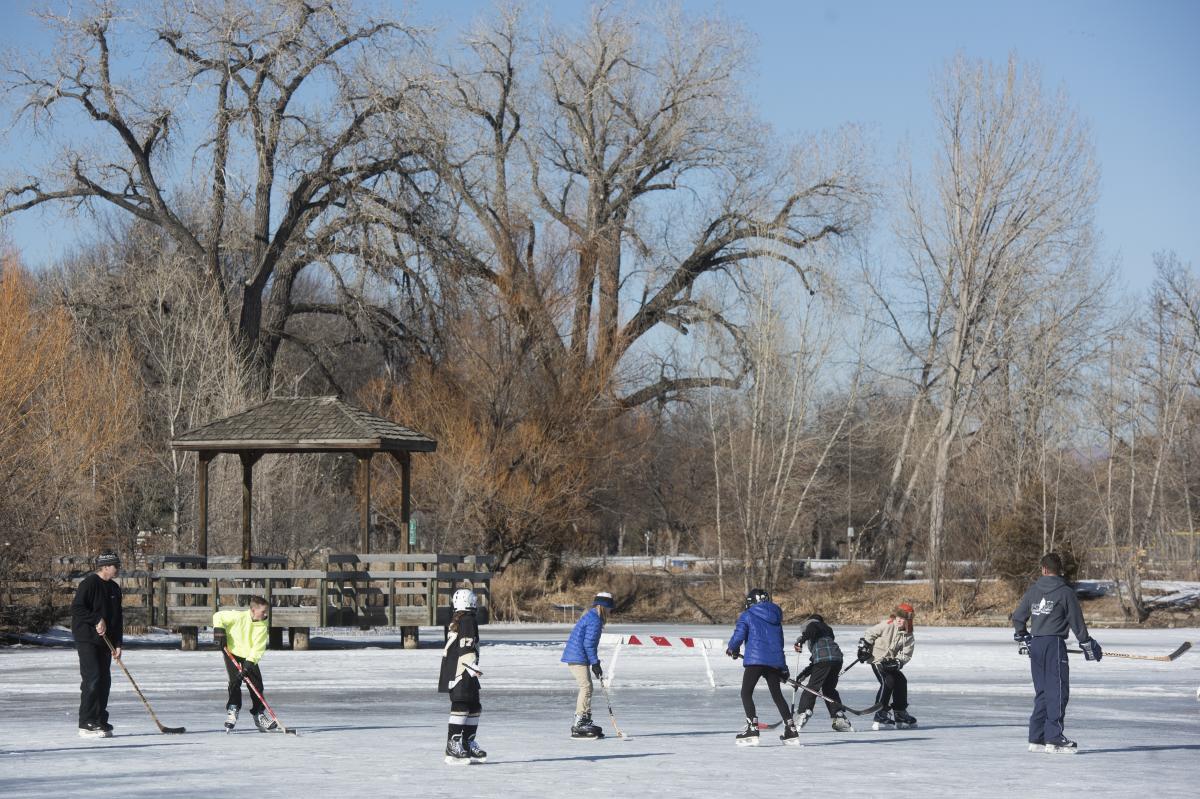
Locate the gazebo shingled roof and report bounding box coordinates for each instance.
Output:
[172,395,436,452]
[170,396,436,564]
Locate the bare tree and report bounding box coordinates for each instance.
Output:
[1,0,424,395]
[883,55,1099,605]
[704,267,863,590]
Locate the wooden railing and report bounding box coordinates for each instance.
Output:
[12,552,494,649]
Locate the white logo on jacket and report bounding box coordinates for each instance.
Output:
[1031,598,1055,616]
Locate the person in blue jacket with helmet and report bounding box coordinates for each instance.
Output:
[726,588,799,746]
[561,591,615,739]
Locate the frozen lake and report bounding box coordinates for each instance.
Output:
[2,624,1197,798]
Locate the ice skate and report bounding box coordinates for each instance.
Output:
[871,711,894,731]
[1027,740,1045,753]
[224,704,239,732]
[254,711,279,733]
[797,709,813,729]
[893,710,917,729]
[571,713,603,740]
[77,722,110,739]
[465,734,487,763]
[831,711,854,732]
[1044,735,1078,754]
[735,717,760,746]
[445,733,471,765]
[779,719,801,746]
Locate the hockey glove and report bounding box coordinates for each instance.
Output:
[1079,638,1103,662]
[591,662,603,678]
[1014,630,1032,657]
[856,639,873,663]
[878,658,901,672]
[797,665,813,682]
[726,648,739,660]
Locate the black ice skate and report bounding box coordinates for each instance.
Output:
[831,711,854,732]
[1044,735,1078,754]
[893,710,917,729]
[224,704,239,732]
[77,721,110,739]
[253,712,279,733]
[571,714,604,739]
[735,717,760,746]
[465,734,487,763]
[779,719,801,746]
[871,711,894,731]
[445,733,471,765]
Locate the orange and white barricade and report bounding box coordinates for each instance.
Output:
[599,633,726,687]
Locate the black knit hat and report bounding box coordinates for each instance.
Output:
[95,552,121,567]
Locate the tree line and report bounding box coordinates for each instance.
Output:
[0,1,1195,619]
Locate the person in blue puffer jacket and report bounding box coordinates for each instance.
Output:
[726,588,797,746]
[561,591,615,739]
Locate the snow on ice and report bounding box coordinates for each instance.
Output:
[2,624,1198,798]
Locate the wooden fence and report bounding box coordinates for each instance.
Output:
[5,552,493,650]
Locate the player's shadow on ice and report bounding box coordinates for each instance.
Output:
[813,736,931,747]
[494,753,670,765]
[1,741,197,755]
[1078,744,1200,755]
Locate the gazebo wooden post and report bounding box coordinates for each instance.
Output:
[394,451,417,649]
[197,452,214,560]
[239,452,261,569]
[401,452,411,554]
[357,452,372,553]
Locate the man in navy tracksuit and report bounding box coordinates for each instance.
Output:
[1011,553,1102,753]
[726,588,798,746]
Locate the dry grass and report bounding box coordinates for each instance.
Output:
[489,566,1197,629]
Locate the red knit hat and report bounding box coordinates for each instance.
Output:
[895,602,914,619]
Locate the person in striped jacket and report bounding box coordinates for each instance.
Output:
[793,613,853,732]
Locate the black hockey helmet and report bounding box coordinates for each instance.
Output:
[744,587,770,608]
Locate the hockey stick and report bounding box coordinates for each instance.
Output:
[223,647,298,735]
[1065,641,1191,662]
[101,634,186,734]
[598,677,631,740]
[786,679,883,716]
[839,658,860,677]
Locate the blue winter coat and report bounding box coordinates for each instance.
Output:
[561,607,605,665]
[727,601,786,669]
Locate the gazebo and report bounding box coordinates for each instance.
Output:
[170,395,436,565]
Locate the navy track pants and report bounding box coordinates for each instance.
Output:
[1028,635,1070,743]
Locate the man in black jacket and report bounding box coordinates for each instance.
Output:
[1011,553,1101,754]
[70,552,123,738]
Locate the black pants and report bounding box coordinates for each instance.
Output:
[223,654,265,713]
[76,641,112,727]
[795,660,844,716]
[740,665,791,722]
[871,662,908,711]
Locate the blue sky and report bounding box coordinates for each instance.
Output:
[0,0,1196,294]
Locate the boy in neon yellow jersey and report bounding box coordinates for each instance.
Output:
[213,596,273,731]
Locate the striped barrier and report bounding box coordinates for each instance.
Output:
[599,633,726,688]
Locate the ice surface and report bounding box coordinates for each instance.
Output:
[2,624,1197,798]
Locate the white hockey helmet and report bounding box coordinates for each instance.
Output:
[452,588,478,611]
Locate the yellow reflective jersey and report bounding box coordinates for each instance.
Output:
[212,609,269,663]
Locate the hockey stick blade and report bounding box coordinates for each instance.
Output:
[158,725,187,734]
[786,679,884,716]
[1065,641,1192,662]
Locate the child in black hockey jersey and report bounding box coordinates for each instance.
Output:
[792,613,853,732]
[439,588,485,764]
[858,602,917,730]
